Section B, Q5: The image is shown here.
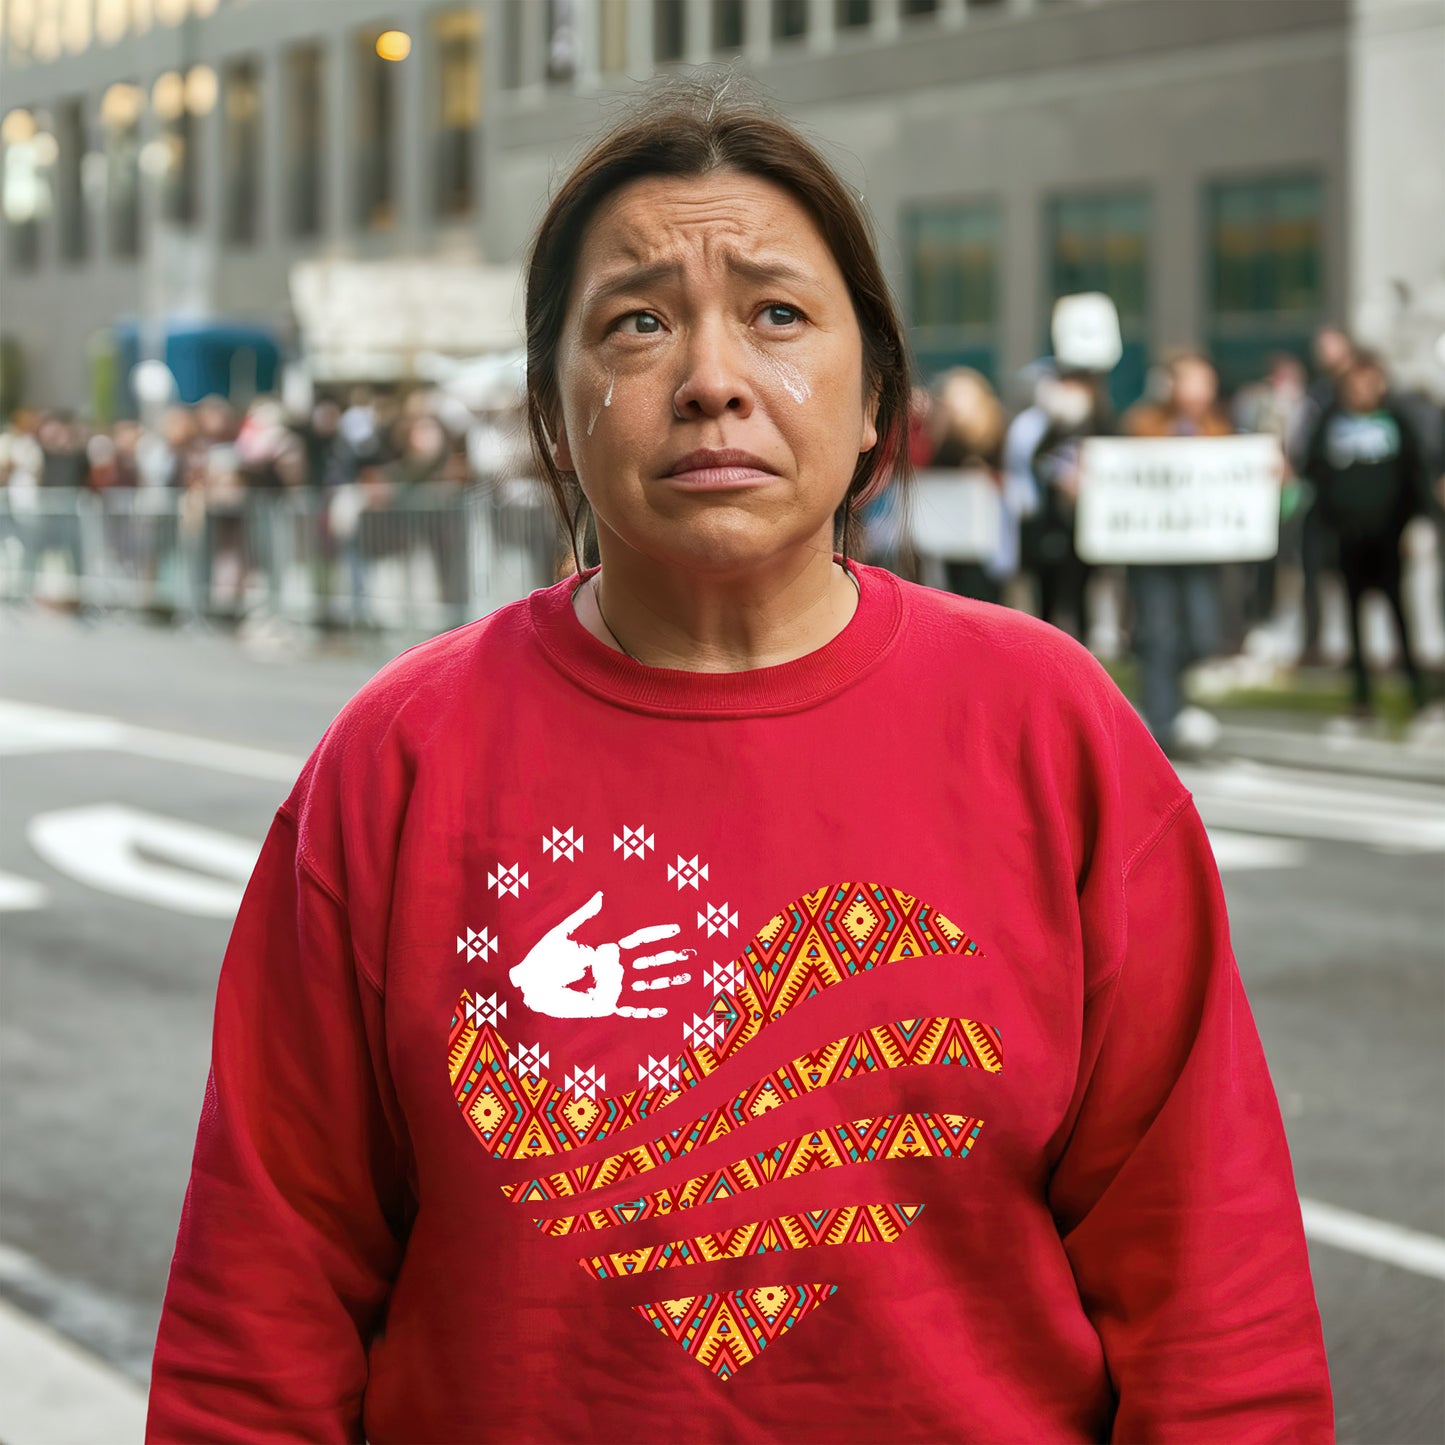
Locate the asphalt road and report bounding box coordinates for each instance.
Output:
[1,608,1442,1444]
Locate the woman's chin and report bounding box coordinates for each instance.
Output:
[629,515,831,577]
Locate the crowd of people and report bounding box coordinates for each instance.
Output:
[1,327,1442,750]
[0,383,534,627]
[876,327,1445,751]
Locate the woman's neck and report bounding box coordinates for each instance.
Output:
[571,541,860,673]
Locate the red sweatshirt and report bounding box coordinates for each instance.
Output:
[148,563,1332,1444]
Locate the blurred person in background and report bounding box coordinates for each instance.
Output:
[928,366,1006,602]
[1123,350,1233,753]
[1295,326,1355,662]
[24,412,92,609]
[1018,366,1111,640]
[1233,353,1309,633]
[1301,349,1432,716]
[185,396,247,620]
[147,79,1331,1445]
[0,410,45,604]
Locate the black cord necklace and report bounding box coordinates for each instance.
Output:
[592,575,638,661]
[592,565,860,666]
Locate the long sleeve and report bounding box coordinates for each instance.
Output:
[147,806,410,1444]
[1049,800,1334,1444]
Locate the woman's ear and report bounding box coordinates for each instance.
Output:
[552,419,574,473]
[860,384,881,455]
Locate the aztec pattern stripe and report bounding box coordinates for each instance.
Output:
[636,1285,839,1380]
[498,1017,1001,1198]
[531,1112,984,1236]
[448,881,982,1162]
[582,1202,926,1279]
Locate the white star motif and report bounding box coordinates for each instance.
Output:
[683,1010,725,1050]
[638,1054,681,1091]
[698,902,739,938]
[456,926,499,964]
[613,825,655,860]
[704,959,743,996]
[563,1065,606,1101]
[487,863,529,898]
[542,826,584,862]
[667,854,709,890]
[507,1041,550,1077]
[463,992,506,1028]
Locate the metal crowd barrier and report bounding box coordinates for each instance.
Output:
[0,480,563,634]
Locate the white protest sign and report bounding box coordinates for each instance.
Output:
[1075,435,1282,564]
[1052,293,1123,373]
[909,469,1003,562]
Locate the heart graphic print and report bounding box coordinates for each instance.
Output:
[448,854,1003,1381]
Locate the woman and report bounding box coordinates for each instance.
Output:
[1121,351,1234,752]
[925,366,1008,603]
[148,83,1332,1443]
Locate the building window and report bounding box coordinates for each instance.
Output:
[57,97,88,262]
[2,108,48,271]
[902,0,938,18]
[773,0,807,42]
[151,71,198,227]
[434,9,479,219]
[7,0,37,63]
[96,0,128,45]
[355,29,398,230]
[1047,190,1151,409]
[904,200,1000,382]
[222,56,262,245]
[547,0,577,82]
[836,0,872,27]
[100,82,143,259]
[502,0,523,88]
[600,0,629,73]
[655,0,685,62]
[713,0,743,52]
[1206,173,1323,388]
[285,44,324,239]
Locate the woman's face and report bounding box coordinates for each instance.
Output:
[552,171,878,574]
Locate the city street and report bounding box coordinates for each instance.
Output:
[1,608,1442,1444]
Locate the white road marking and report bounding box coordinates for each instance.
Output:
[1181,759,1445,853]
[1299,1197,1445,1281]
[0,1296,146,1445]
[0,699,303,781]
[1207,829,1308,872]
[27,805,260,918]
[0,870,49,911]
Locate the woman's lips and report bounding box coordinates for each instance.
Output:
[664,465,779,490]
[662,449,780,490]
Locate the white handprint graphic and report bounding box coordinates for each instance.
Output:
[509,890,694,1019]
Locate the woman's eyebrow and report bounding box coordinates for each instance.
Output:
[580,262,681,312]
[723,255,818,290]
[580,254,819,314]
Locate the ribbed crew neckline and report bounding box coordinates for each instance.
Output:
[527,560,904,717]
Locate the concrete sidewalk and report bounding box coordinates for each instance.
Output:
[0,1297,146,1445]
[1214,713,1445,784]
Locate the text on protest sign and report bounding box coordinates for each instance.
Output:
[1075,435,1282,564]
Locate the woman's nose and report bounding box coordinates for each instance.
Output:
[672,322,755,420]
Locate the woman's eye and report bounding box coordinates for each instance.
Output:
[618,312,662,335]
[760,304,802,328]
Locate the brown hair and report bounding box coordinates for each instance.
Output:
[524,75,911,570]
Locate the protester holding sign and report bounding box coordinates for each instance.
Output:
[1302,350,1431,715]
[1119,351,1233,753]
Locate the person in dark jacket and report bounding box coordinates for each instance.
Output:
[1303,350,1430,714]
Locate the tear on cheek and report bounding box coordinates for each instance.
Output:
[586,370,617,437]
[753,349,812,404]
